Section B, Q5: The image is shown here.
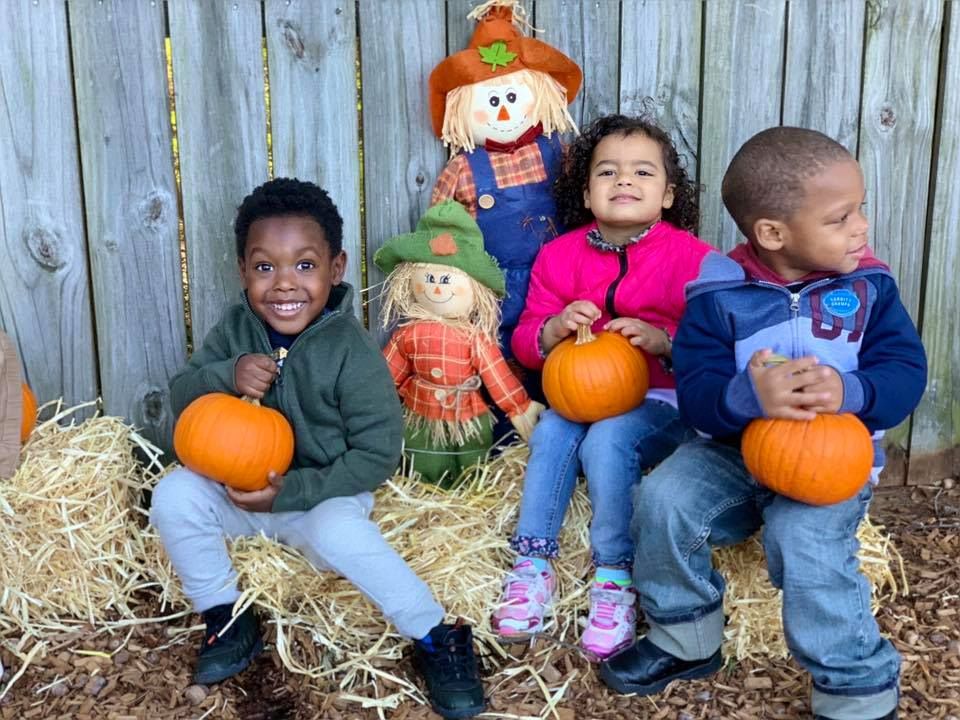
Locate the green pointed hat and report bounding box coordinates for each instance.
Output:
[374,201,506,296]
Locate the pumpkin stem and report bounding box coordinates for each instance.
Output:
[574,323,596,345]
[240,395,261,407]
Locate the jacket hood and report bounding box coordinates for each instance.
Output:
[686,243,891,300]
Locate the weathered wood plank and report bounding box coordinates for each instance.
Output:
[265,0,362,318]
[359,0,447,339]
[446,0,477,58]
[699,0,786,251]
[535,0,620,128]
[782,0,864,153]
[0,1,97,410]
[70,1,186,450]
[168,0,268,346]
[620,0,702,178]
[859,0,942,323]
[908,5,960,484]
[858,0,943,484]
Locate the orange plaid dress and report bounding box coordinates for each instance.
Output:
[383,321,532,432]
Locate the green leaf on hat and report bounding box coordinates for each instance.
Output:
[477,40,517,72]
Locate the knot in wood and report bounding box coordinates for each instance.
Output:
[138,189,172,231]
[23,224,66,271]
[141,389,165,424]
[281,22,305,60]
[879,105,896,131]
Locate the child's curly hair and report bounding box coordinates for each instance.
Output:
[554,114,700,234]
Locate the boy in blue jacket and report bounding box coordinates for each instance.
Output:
[600,127,926,720]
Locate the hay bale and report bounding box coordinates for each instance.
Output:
[146,442,905,687]
[0,402,164,640]
[0,405,904,708]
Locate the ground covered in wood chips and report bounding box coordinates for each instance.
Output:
[2,482,958,720]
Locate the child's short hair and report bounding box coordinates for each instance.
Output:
[554,114,700,234]
[721,127,853,241]
[234,178,344,258]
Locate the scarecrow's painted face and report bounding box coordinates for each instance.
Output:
[468,72,536,145]
[411,263,475,319]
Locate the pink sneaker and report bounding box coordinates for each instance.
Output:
[491,560,555,639]
[580,582,637,660]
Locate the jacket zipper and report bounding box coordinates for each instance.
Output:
[240,296,341,406]
[754,279,833,358]
[605,250,629,319]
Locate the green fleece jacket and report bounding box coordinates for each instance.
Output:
[169,283,403,512]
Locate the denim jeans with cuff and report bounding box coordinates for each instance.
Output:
[632,437,899,720]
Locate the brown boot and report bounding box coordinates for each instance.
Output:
[0,331,24,479]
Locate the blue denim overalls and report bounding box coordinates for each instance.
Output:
[464,133,564,358]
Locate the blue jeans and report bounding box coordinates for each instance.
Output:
[633,438,899,719]
[511,400,691,567]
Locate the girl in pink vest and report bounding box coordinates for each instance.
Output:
[492,115,715,659]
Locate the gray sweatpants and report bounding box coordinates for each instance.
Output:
[149,468,444,639]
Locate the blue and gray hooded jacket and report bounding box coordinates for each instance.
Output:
[673,244,927,472]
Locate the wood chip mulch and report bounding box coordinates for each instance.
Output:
[2,481,958,720]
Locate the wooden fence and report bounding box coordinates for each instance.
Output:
[0,0,957,485]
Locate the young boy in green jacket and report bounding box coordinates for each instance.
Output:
[151,178,485,719]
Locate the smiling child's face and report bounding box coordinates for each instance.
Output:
[411,263,475,319]
[583,131,675,244]
[239,214,346,335]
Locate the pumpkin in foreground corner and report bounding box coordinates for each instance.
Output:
[173,393,294,492]
[741,413,873,506]
[542,324,649,423]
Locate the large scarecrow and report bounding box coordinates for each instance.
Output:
[375,200,544,486]
[429,0,582,357]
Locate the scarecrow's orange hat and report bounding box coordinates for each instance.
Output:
[428,4,582,137]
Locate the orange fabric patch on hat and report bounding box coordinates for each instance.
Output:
[430,233,458,256]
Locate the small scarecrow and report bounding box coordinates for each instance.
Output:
[429,0,582,356]
[375,200,544,486]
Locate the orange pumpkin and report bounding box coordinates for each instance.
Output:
[173,393,294,492]
[542,325,649,423]
[20,383,37,444]
[741,413,873,505]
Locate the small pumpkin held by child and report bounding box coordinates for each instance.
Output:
[173,392,294,492]
[741,353,875,506]
[542,323,649,423]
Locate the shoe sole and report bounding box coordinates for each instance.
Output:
[581,638,633,664]
[598,652,722,696]
[428,699,487,719]
[192,636,264,685]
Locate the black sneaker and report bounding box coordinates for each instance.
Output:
[193,603,264,685]
[411,621,486,719]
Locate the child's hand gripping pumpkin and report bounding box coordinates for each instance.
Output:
[748,349,841,420]
[227,470,284,512]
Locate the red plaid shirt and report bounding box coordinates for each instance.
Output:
[431,143,550,218]
[383,321,531,423]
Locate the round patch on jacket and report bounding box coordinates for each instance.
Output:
[822,289,861,317]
